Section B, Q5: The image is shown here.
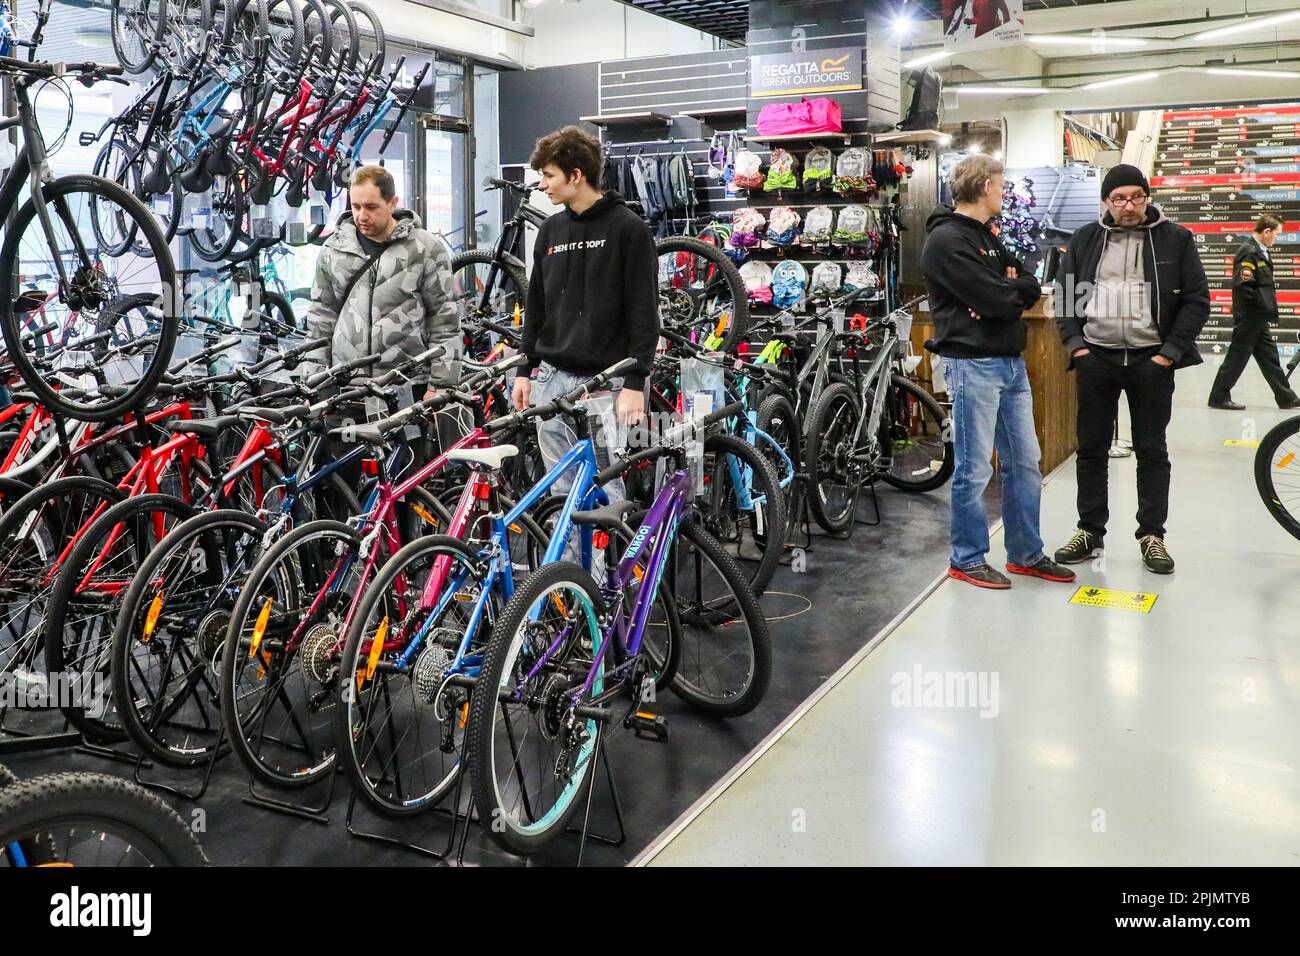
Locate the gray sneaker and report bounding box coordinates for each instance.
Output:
[1139,535,1174,574]
[1054,528,1102,565]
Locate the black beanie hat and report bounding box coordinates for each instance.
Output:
[1101,164,1150,199]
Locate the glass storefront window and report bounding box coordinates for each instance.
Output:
[435,58,466,119]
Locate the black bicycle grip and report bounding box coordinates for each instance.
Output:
[21,320,59,340]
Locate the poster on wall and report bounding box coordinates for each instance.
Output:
[942,0,1025,53]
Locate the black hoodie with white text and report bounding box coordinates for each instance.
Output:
[920,206,1042,359]
[522,190,659,390]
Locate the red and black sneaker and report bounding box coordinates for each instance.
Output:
[947,563,1011,589]
[1006,557,1077,582]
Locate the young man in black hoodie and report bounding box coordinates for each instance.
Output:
[921,154,1076,589]
[512,125,659,502]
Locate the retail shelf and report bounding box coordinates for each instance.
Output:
[748,132,854,145]
[678,107,747,123]
[580,112,672,128]
[870,129,947,145]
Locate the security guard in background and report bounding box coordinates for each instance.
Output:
[1208,214,1300,410]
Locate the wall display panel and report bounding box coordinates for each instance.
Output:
[1149,103,1300,345]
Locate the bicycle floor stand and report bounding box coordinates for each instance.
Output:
[782,474,816,556]
[1109,420,1133,459]
[0,708,80,755]
[854,478,882,528]
[565,728,627,867]
[243,767,340,825]
[344,768,471,861]
[131,727,226,802]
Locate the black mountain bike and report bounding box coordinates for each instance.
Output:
[0,54,178,422]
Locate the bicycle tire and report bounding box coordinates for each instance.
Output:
[755,390,801,507]
[299,0,333,67]
[348,1,384,66]
[219,519,357,788]
[91,138,143,257]
[878,375,953,493]
[264,0,306,70]
[322,0,358,75]
[110,0,165,74]
[43,494,199,743]
[466,560,606,856]
[0,772,208,866]
[1255,413,1300,540]
[334,533,486,818]
[665,518,771,716]
[0,175,178,423]
[655,235,749,353]
[804,381,861,534]
[111,508,266,768]
[223,0,269,47]
[165,0,212,74]
[450,249,528,324]
[188,171,247,263]
[701,432,787,596]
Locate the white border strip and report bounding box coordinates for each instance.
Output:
[630,453,1076,867]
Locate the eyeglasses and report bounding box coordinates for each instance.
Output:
[1108,194,1149,208]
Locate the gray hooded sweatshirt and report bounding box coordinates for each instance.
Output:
[303,209,461,386]
[1081,205,1167,352]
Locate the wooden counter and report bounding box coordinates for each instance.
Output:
[910,293,1077,475]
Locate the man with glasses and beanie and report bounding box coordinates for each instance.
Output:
[921,153,1076,589]
[1052,163,1209,575]
[1207,214,1299,410]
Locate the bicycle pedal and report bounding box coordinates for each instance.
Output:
[627,710,669,742]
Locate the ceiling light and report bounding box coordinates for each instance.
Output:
[938,133,953,145]
[993,149,1004,160]
[954,85,1050,95]
[967,144,983,154]
[1206,67,1300,79]
[892,12,915,37]
[902,50,951,69]
[1080,71,1161,91]
[1026,34,1147,48]
[1193,10,1300,43]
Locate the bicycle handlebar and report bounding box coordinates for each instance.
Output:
[593,400,743,485]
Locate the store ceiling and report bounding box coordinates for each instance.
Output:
[622,0,1118,44]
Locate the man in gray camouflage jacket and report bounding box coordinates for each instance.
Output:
[303,165,461,398]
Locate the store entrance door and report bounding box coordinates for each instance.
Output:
[423,121,471,253]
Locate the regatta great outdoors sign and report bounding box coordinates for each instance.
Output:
[750,46,864,98]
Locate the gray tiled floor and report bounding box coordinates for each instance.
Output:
[645,353,1300,866]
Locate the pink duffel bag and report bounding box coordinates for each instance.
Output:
[756,97,843,136]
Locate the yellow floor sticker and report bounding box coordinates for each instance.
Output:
[1223,439,1260,448]
[1069,586,1157,613]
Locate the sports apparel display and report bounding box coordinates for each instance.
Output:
[802,205,836,247]
[844,261,878,294]
[833,147,877,198]
[764,148,800,194]
[771,260,809,310]
[729,207,767,250]
[756,96,843,137]
[834,203,871,248]
[733,149,766,191]
[811,261,844,295]
[804,146,835,192]
[740,259,775,304]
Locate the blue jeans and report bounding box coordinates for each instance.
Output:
[940,355,1045,570]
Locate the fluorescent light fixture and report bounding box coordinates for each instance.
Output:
[902,49,952,68]
[1026,34,1147,48]
[1193,10,1300,43]
[892,12,915,36]
[1080,71,1161,91]
[1206,67,1300,79]
[954,85,1050,95]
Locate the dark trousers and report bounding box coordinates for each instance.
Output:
[1075,355,1175,540]
[1209,316,1298,406]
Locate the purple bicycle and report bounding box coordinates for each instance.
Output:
[465,402,772,856]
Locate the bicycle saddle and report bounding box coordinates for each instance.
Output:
[446,445,518,470]
[572,500,637,528]
[163,415,242,440]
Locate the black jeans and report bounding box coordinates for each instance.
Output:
[1208,316,1298,406]
[1074,353,1175,540]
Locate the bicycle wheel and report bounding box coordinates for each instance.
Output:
[222,0,269,47]
[0,175,179,423]
[188,170,247,263]
[335,534,490,818]
[349,1,385,67]
[466,561,606,856]
[112,509,266,768]
[877,375,953,492]
[804,381,862,534]
[264,0,306,70]
[1256,414,1300,539]
[655,235,749,352]
[219,519,360,788]
[0,772,208,867]
[700,432,787,596]
[300,0,333,67]
[163,0,212,73]
[91,138,144,258]
[755,390,801,500]
[43,494,198,743]
[450,250,528,330]
[322,0,358,74]
[665,518,770,716]
[111,0,165,75]
[0,478,124,715]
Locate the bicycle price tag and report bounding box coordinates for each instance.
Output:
[831,307,845,334]
[250,203,276,239]
[310,198,327,227]
[687,436,705,497]
[150,193,173,220]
